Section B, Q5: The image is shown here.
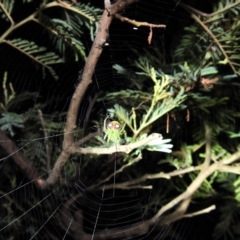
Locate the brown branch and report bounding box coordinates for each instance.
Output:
[55,150,240,239]
[42,0,138,189]
[91,151,240,239]
[148,150,240,225]
[157,201,215,226]
[115,13,165,44]
[102,171,169,190]
[0,129,43,188]
[74,131,99,146]
[115,13,166,28]
[101,164,202,190]
[158,197,192,225]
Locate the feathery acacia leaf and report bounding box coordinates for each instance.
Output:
[174,0,240,75]
[0,0,14,21]
[4,39,64,80]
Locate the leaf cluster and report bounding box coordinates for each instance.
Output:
[94,1,240,239]
[174,0,240,75]
[0,0,101,79]
[101,60,187,140]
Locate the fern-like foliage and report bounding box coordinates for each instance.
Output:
[174,0,240,75]
[41,15,86,60]
[4,38,64,79]
[58,1,100,23]
[0,112,24,136]
[100,58,187,140]
[0,0,14,22]
[0,0,100,79]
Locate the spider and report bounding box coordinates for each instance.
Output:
[103,118,125,144]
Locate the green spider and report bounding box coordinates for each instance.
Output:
[103,118,125,144]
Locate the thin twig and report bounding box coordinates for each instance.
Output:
[0,13,36,42]
[182,205,216,218]
[208,1,240,18]
[148,150,240,224]
[101,164,202,190]
[172,0,210,18]
[115,13,165,44]
[166,113,169,133]
[63,151,240,239]
[0,2,14,26]
[74,131,99,146]
[91,153,142,189]
[115,13,166,28]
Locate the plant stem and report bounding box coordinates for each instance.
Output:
[0,2,14,26]
[0,13,36,42]
[191,13,237,74]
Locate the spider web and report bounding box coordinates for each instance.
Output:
[0,0,215,239]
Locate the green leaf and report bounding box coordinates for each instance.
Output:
[0,112,24,136]
[113,104,133,130]
[201,66,219,76]
[5,39,64,80]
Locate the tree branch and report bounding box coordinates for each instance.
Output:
[100,162,202,190]
[42,0,138,189]
[148,150,240,224]
[115,13,166,28]
[82,151,240,239]
[73,133,163,155]
[182,204,216,218]
[0,130,43,188]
